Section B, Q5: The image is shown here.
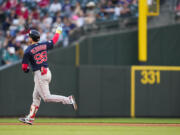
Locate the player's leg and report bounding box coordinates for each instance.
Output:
[27,87,41,119]
[19,77,41,125]
[37,71,71,104]
[37,69,77,110]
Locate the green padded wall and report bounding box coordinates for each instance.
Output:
[78,66,130,117]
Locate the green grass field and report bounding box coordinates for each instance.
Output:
[0,118,180,135]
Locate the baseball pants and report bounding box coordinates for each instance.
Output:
[32,68,71,107]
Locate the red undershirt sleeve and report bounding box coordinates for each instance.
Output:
[52,33,60,44]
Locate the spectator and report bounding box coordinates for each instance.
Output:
[52,17,62,33]
[2,47,19,65]
[98,0,111,21]
[63,17,76,47]
[63,17,76,35]
[175,0,180,20]
[0,31,5,49]
[15,41,24,58]
[15,3,29,19]
[30,7,40,20]
[114,2,123,18]
[74,1,83,15]
[16,31,25,43]
[38,0,49,8]
[1,0,18,11]
[49,0,62,14]
[41,12,53,31]
[8,9,17,22]
[15,3,22,16]
[130,0,138,17]
[70,2,85,27]
[103,0,115,19]
[7,38,16,48]
[3,31,12,48]
[62,0,72,17]
[52,11,62,23]
[1,0,12,11]
[71,11,85,27]
[2,17,11,33]
[0,8,6,25]
[120,2,131,18]
[40,28,53,42]
[84,1,96,24]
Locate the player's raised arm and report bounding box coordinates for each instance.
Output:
[52,25,63,44]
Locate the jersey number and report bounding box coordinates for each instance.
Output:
[34,51,47,64]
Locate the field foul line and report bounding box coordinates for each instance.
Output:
[0,123,180,127]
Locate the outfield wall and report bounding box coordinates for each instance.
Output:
[0,64,180,117]
[78,66,130,117]
[1,24,180,117]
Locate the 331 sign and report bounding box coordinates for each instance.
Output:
[140,70,160,85]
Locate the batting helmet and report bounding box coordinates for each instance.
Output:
[29,29,40,42]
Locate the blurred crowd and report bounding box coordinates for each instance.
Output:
[0,0,138,66]
[175,0,180,20]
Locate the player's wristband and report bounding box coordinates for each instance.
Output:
[56,30,62,34]
[22,64,30,73]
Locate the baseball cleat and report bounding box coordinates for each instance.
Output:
[19,117,34,125]
[69,95,78,111]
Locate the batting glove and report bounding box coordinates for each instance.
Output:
[56,24,63,34]
[24,67,30,73]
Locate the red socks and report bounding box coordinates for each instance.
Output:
[28,105,39,119]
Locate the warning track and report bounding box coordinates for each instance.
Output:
[0,123,180,127]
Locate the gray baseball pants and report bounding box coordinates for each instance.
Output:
[32,68,71,107]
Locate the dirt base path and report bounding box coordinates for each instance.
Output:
[0,123,180,127]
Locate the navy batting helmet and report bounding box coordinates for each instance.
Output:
[29,29,40,42]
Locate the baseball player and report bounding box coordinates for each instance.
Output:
[19,25,77,125]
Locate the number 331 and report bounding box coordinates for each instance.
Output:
[140,70,160,85]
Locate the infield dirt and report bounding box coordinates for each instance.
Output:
[0,123,180,127]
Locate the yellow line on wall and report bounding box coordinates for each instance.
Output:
[131,67,135,118]
[75,43,80,67]
[132,66,180,71]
